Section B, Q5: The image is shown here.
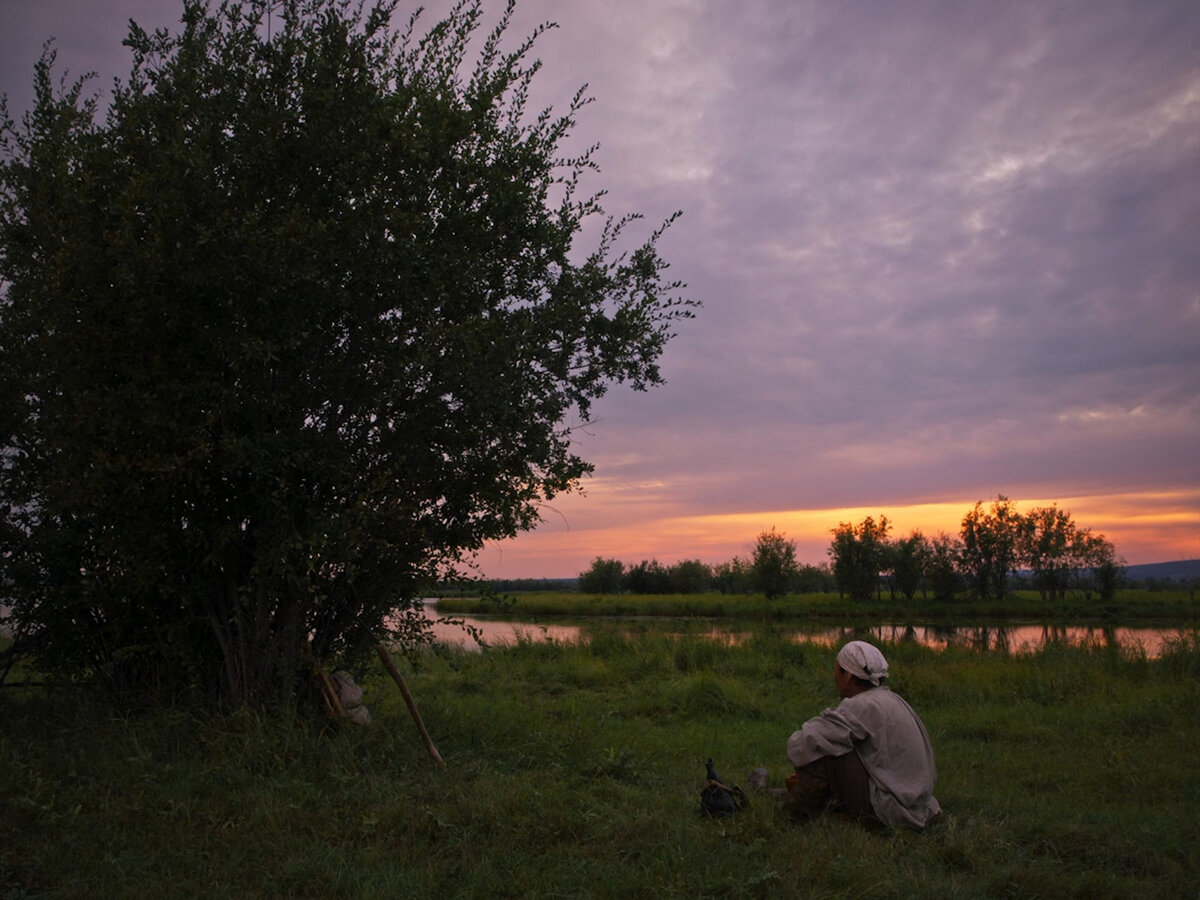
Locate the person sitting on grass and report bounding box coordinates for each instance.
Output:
[785,640,941,829]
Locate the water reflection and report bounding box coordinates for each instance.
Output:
[424,605,1187,658]
[427,614,581,648]
[844,623,1177,658]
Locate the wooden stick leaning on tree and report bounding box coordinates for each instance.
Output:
[375,641,446,770]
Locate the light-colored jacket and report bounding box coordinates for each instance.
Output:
[787,686,941,828]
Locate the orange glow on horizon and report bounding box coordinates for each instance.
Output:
[480,489,1200,579]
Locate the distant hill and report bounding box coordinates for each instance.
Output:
[1124,560,1200,582]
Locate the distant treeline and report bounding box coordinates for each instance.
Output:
[570,555,835,597]
[491,563,1198,599]
[463,538,1196,602]
[543,496,1198,603]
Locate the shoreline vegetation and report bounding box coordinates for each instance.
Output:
[3,632,1198,896]
[435,587,1200,624]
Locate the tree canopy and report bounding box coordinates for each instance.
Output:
[750,528,798,600]
[828,516,890,601]
[826,498,1122,604]
[0,0,693,706]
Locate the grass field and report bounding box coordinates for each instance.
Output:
[2,629,1198,898]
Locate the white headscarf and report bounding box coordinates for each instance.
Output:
[837,640,889,686]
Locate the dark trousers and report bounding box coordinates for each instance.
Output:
[785,752,882,827]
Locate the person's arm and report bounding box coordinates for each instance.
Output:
[787,703,863,767]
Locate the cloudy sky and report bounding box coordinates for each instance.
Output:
[3,0,1197,577]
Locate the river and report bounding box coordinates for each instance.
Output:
[423,604,1191,659]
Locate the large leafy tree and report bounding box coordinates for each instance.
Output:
[887,530,929,603]
[925,532,963,602]
[960,496,1022,601]
[1019,504,1077,601]
[0,0,693,706]
[578,558,625,595]
[751,527,798,600]
[827,515,890,602]
[1020,505,1124,602]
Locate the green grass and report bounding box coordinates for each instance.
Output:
[440,588,1200,623]
[3,631,1198,898]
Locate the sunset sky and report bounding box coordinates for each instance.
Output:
[3,0,1197,578]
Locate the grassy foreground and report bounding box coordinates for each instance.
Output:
[437,588,1199,623]
[3,630,1198,898]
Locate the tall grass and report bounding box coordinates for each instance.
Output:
[3,632,1197,897]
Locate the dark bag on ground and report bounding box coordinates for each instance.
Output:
[699,757,749,818]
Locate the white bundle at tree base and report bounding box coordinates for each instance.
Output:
[332,671,371,726]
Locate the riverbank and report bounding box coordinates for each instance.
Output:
[436,587,1199,623]
[3,634,1198,896]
